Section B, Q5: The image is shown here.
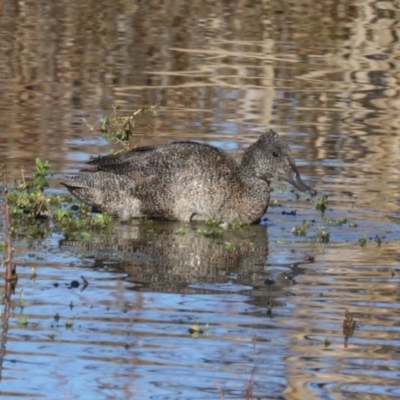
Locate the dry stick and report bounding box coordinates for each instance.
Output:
[3,164,13,292]
[0,164,13,372]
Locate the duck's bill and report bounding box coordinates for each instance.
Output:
[281,162,317,196]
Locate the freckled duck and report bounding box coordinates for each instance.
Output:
[61,129,316,223]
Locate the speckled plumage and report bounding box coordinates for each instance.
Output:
[61,130,316,223]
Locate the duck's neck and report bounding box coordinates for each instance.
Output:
[240,142,265,181]
[238,146,271,205]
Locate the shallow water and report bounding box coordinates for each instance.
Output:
[1,1,400,399]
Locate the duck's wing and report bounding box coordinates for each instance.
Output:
[83,144,161,172]
[82,141,233,178]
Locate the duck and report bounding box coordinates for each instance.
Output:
[61,129,316,224]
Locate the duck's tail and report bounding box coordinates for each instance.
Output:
[61,172,135,215]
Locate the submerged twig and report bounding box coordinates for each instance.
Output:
[2,164,13,297]
[0,164,14,381]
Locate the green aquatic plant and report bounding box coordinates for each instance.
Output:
[291,220,313,236]
[327,218,347,226]
[19,289,25,307]
[30,267,37,281]
[6,160,114,240]
[205,217,223,227]
[315,194,328,212]
[358,234,367,247]
[314,228,330,244]
[188,322,206,338]
[176,227,186,236]
[269,199,281,207]
[8,185,51,220]
[53,207,72,222]
[17,314,28,327]
[84,105,157,152]
[65,319,73,329]
[229,219,245,230]
[33,158,50,190]
[196,227,224,239]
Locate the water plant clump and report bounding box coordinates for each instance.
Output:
[196,227,224,239]
[315,195,328,212]
[83,105,157,152]
[4,101,159,241]
[327,218,347,226]
[314,228,330,244]
[358,234,367,247]
[5,159,114,241]
[291,220,314,236]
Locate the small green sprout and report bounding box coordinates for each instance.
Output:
[176,227,186,236]
[315,195,328,212]
[292,220,313,236]
[65,319,73,329]
[358,234,367,247]
[315,228,330,244]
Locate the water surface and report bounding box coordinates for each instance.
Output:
[0,1,400,399]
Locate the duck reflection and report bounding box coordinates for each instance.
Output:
[60,220,306,309]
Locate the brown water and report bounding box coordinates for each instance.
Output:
[1,0,400,399]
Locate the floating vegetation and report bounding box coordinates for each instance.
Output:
[176,227,186,236]
[196,227,224,239]
[314,228,330,244]
[30,268,37,279]
[188,322,209,338]
[83,105,157,152]
[65,319,73,329]
[3,106,156,242]
[17,314,28,327]
[6,159,114,241]
[269,199,281,207]
[315,195,328,212]
[205,217,223,227]
[327,218,347,226]
[229,219,245,230]
[291,220,314,236]
[358,234,367,247]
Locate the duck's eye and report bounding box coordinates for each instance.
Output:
[272,151,279,157]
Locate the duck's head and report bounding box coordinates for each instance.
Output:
[244,129,317,196]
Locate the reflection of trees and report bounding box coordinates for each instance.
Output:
[1,0,399,210]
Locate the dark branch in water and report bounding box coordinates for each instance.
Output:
[2,164,14,298]
[0,164,14,380]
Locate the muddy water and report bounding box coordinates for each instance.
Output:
[1,1,400,399]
